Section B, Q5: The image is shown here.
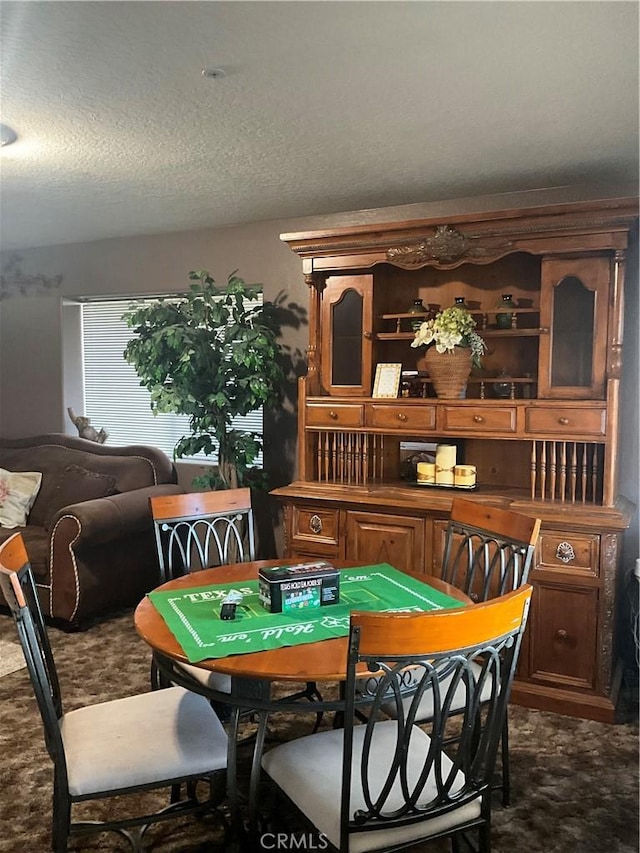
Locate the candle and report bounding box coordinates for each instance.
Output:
[416,462,436,483]
[454,465,477,487]
[435,444,456,485]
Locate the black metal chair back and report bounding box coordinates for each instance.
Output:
[441,498,541,602]
[150,488,256,582]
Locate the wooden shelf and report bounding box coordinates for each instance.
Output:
[487,307,540,314]
[377,329,547,342]
[469,376,537,384]
[375,331,416,340]
[482,328,548,338]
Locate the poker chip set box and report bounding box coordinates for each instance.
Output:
[258,560,340,613]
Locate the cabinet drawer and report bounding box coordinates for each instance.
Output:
[442,406,517,433]
[536,532,599,577]
[291,506,339,547]
[306,403,364,428]
[525,407,605,436]
[367,404,436,431]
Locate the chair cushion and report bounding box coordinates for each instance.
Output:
[0,469,42,528]
[379,660,495,721]
[262,719,481,853]
[174,662,232,695]
[60,686,227,797]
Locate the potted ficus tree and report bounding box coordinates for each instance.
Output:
[123,270,284,490]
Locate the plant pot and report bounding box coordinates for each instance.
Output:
[419,347,473,399]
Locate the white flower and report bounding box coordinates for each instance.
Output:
[435,330,462,352]
[411,306,486,368]
[411,321,436,348]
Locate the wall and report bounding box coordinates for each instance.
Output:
[616,222,640,684]
[619,225,639,564]
[0,295,63,433]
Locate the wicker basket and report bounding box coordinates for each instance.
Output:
[420,347,473,399]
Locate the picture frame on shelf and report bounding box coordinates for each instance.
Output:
[372,362,402,398]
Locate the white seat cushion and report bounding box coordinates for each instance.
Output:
[174,661,232,694]
[380,660,494,721]
[262,719,480,853]
[60,686,227,797]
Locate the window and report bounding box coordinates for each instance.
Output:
[80,297,263,464]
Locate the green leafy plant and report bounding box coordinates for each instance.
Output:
[123,270,284,490]
[410,305,486,368]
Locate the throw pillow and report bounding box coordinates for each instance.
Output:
[0,469,43,528]
[43,464,118,530]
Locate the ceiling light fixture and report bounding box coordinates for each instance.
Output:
[201,68,226,79]
[0,123,18,146]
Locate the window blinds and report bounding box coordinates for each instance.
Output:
[81,298,263,464]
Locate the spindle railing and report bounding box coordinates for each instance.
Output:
[530,440,603,503]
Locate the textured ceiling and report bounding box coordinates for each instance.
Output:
[0,1,638,251]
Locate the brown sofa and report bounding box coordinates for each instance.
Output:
[0,434,183,628]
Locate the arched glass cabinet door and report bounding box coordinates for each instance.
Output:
[538,256,610,399]
[320,274,373,396]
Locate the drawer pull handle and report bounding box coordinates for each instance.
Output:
[329,411,338,420]
[558,417,570,425]
[397,413,407,421]
[556,629,568,640]
[473,415,484,423]
[556,541,576,563]
[309,514,323,534]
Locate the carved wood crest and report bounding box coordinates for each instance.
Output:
[386,224,501,266]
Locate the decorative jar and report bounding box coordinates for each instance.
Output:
[407,298,428,331]
[492,369,512,398]
[496,294,516,329]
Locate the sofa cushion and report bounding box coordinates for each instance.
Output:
[38,465,118,531]
[0,469,43,528]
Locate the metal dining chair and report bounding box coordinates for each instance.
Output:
[262,585,533,853]
[149,489,257,699]
[384,497,541,807]
[0,531,228,853]
[149,488,323,719]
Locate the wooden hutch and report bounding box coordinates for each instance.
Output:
[271,197,638,722]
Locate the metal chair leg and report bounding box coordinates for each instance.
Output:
[500,713,511,807]
[52,777,70,853]
[248,710,271,834]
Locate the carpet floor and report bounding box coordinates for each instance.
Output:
[0,607,637,853]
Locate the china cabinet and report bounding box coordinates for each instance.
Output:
[271,197,638,722]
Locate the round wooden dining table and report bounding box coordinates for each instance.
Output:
[134,559,470,685]
[134,559,471,835]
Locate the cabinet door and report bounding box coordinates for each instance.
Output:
[527,581,598,690]
[344,511,425,575]
[321,275,373,396]
[538,256,610,399]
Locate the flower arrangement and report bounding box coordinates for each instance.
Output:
[410,305,486,368]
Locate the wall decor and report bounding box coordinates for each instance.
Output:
[0,253,63,299]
